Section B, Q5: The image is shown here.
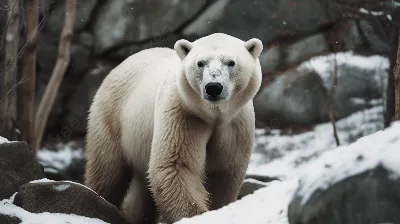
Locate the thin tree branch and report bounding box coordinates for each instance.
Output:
[394,33,400,120]
[328,54,341,146]
[34,0,76,152]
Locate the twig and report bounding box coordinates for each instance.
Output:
[34,0,76,152]
[394,33,400,120]
[328,54,341,146]
[0,78,28,104]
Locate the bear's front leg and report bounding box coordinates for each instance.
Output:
[205,108,255,210]
[148,107,212,223]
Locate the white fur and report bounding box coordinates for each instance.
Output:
[84,33,263,224]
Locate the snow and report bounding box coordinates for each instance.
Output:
[54,184,71,192]
[359,8,385,16]
[299,51,389,89]
[29,178,55,184]
[177,180,298,224]
[247,106,384,179]
[37,143,85,173]
[297,121,400,205]
[0,136,9,144]
[177,120,400,223]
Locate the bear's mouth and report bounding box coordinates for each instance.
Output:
[204,95,224,103]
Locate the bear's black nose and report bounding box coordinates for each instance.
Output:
[205,82,223,98]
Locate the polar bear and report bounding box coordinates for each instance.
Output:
[84,33,263,224]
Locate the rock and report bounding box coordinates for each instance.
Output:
[259,45,281,76]
[245,174,281,182]
[254,68,328,127]
[44,0,98,35]
[0,141,46,200]
[239,179,268,200]
[283,34,329,66]
[334,20,365,52]
[110,33,183,61]
[289,166,400,224]
[61,63,114,136]
[358,19,392,54]
[79,31,94,48]
[184,0,339,43]
[238,175,280,199]
[0,215,21,224]
[93,0,207,53]
[329,64,386,119]
[259,33,329,77]
[37,35,91,82]
[254,53,388,128]
[13,181,129,224]
[287,123,400,224]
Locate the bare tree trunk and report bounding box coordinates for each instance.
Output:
[0,0,21,140]
[394,33,400,121]
[22,0,39,151]
[34,0,76,152]
[328,54,340,146]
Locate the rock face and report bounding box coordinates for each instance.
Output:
[183,0,338,42]
[13,181,129,224]
[0,141,46,200]
[254,68,329,127]
[93,0,207,53]
[288,166,400,224]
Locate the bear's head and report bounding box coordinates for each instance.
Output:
[174,33,263,114]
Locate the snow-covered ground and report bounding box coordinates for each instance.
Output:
[248,105,384,179]
[37,142,85,174]
[178,121,400,224]
[0,52,396,223]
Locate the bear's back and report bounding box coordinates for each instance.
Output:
[90,47,181,172]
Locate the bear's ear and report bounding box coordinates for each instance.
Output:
[244,38,263,59]
[174,39,193,60]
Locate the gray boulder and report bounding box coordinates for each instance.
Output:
[288,165,400,224]
[254,68,328,127]
[184,0,339,43]
[43,0,98,35]
[14,181,129,224]
[93,0,208,53]
[0,141,46,200]
[254,59,387,127]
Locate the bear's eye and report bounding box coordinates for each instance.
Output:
[227,60,235,67]
[197,61,205,68]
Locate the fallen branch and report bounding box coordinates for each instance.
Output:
[34,0,76,152]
